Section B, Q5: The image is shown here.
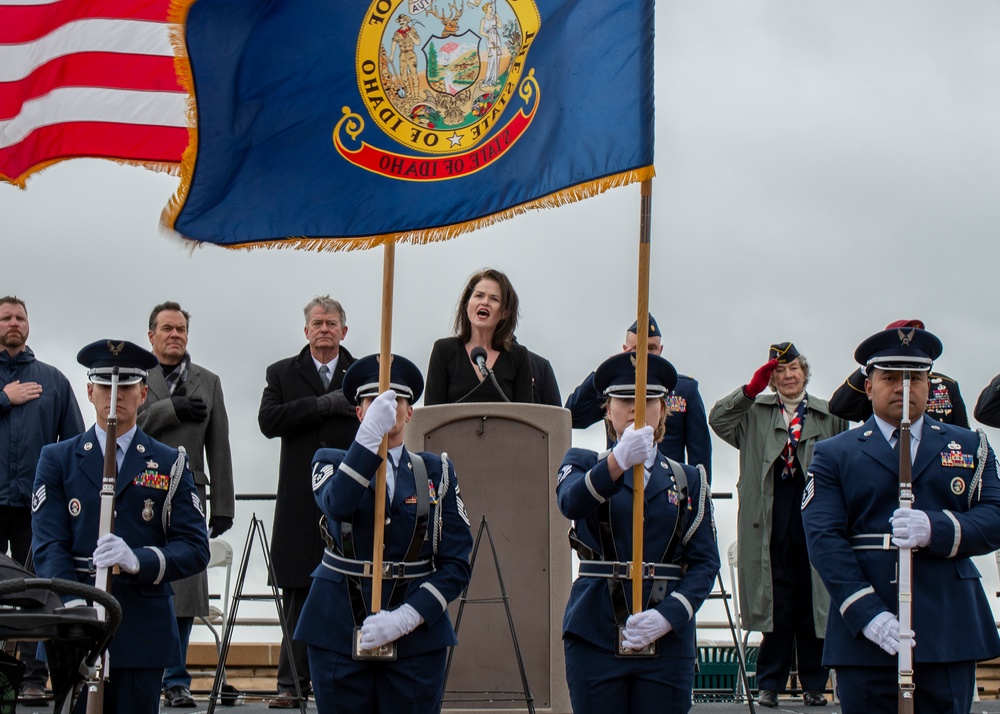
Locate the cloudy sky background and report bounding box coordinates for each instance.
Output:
[3,1,1000,639]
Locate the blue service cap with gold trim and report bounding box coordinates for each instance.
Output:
[769,342,800,364]
[594,352,677,399]
[343,353,424,406]
[77,339,158,385]
[854,327,942,372]
[627,313,660,339]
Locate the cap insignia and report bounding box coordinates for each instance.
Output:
[107,340,125,356]
[897,328,914,347]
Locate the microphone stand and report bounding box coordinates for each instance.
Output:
[461,350,511,403]
[480,367,510,403]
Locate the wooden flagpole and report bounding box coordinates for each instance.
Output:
[631,178,652,613]
[370,239,396,613]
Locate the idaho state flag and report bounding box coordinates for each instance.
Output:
[164,0,655,249]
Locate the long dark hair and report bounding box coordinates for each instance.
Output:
[452,268,519,352]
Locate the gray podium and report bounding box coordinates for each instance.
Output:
[405,403,573,714]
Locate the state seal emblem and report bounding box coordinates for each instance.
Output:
[336,0,541,180]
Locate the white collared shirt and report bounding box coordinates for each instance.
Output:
[874,413,923,463]
[386,444,404,502]
[312,354,340,380]
[93,424,138,471]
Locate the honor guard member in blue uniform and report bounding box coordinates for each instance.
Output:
[30,340,210,714]
[557,352,720,714]
[296,354,473,714]
[802,327,1000,714]
[830,319,969,427]
[564,314,713,482]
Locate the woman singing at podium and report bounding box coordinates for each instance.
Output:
[424,267,531,405]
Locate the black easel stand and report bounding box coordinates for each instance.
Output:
[207,514,306,713]
[444,516,534,713]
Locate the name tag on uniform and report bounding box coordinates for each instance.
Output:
[133,470,170,489]
[940,451,974,468]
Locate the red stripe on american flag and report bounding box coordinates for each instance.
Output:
[0,0,186,185]
[0,0,172,43]
[0,53,182,119]
[0,121,188,180]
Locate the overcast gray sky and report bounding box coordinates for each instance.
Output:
[4,1,1000,635]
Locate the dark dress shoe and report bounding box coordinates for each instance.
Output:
[268,692,302,709]
[18,687,48,707]
[757,689,778,708]
[804,690,828,706]
[163,685,197,708]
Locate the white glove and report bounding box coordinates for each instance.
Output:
[612,424,655,471]
[621,608,672,650]
[891,508,931,549]
[92,533,139,574]
[355,390,399,453]
[358,603,423,649]
[862,611,914,655]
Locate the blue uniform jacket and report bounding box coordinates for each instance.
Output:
[564,371,712,481]
[557,448,720,658]
[296,442,473,658]
[31,426,210,668]
[802,416,1000,666]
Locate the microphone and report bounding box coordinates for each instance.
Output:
[470,347,490,380]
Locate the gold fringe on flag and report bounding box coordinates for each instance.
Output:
[166,164,654,253]
[162,0,200,235]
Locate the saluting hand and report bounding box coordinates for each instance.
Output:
[92,533,139,574]
[355,390,399,453]
[744,359,779,398]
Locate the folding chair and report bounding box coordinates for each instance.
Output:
[726,540,756,699]
[197,539,234,651]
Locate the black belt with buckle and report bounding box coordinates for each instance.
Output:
[321,549,434,579]
[577,560,683,580]
[849,534,897,551]
[73,556,95,574]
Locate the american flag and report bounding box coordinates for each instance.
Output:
[0,0,188,188]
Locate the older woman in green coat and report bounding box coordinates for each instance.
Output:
[710,342,846,708]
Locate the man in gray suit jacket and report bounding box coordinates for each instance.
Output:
[138,301,235,708]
